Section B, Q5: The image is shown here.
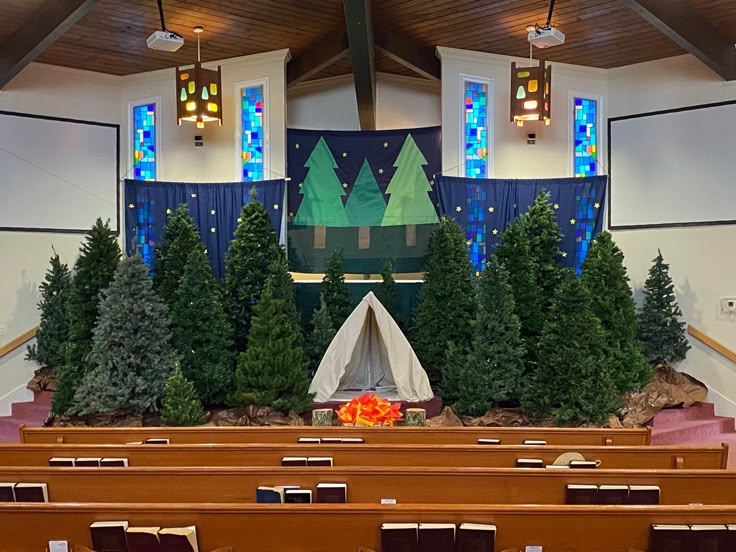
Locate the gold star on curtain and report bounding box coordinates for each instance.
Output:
[210,209,216,215]
[210,227,216,233]
[237,217,242,223]
[383,142,388,148]
[561,251,568,258]
[166,208,172,214]
[594,202,600,209]
[488,206,494,213]
[298,182,303,188]
[492,229,498,235]
[128,203,135,209]
[342,183,348,188]
[553,203,560,210]
[273,204,279,210]
[378,168,384,174]
[342,152,347,157]
[191,193,197,198]
[295,144,300,149]
[466,239,472,246]
[570,218,576,224]
[455,206,462,212]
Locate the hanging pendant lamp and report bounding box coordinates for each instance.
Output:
[510,58,551,127]
[176,26,223,129]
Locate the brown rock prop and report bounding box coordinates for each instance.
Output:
[405,408,426,426]
[462,408,530,427]
[312,408,334,426]
[426,406,464,427]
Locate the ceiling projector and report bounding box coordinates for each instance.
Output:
[528,26,565,48]
[147,30,184,52]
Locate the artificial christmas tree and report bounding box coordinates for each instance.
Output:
[638,250,690,365]
[224,192,282,352]
[582,232,652,393]
[72,255,177,415]
[153,204,204,307]
[306,294,335,373]
[525,191,564,303]
[374,259,400,323]
[170,249,233,406]
[161,364,205,426]
[53,218,120,415]
[532,272,619,424]
[26,252,71,369]
[412,216,475,388]
[267,250,302,344]
[235,283,314,414]
[320,249,353,330]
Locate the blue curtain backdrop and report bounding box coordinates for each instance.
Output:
[124,179,285,279]
[436,175,607,275]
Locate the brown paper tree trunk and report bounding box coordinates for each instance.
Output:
[314,225,326,249]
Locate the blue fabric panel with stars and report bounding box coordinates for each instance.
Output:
[436,175,607,275]
[124,179,285,279]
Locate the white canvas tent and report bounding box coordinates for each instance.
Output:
[309,292,434,403]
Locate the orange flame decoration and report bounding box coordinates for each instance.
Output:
[336,393,404,427]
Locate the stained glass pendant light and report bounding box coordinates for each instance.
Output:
[510,58,551,127]
[176,26,223,129]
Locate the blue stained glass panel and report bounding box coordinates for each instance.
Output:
[465,184,486,275]
[575,185,598,275]
[573,97,598,178]
[241,85,264,182]
[464,81,488,179]
[133,103,156,181]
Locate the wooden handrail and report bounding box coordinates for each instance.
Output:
[688,325,736,364]
[0,327,37,360]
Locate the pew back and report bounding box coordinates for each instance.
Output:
[18,425,651,446]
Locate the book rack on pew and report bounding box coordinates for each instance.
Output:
[74,547,233,552]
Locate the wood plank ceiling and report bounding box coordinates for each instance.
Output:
[3,0,734,79]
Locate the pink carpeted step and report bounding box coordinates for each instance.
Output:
[650,416,735,446]
[11,401,50,420]
[0,418,22,443]
[649,403,715,426]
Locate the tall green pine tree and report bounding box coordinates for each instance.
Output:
[637,250,690,365]
[27,252,71,369]
[412,217,475,388]
[525,191,564,304]
[582,232,653,393]
[170,249,233,406]
[321,250,353,330]
[267,250,302,344]
[374,259,400,323]
[72,255,177,415]
[161,364,206,426]
[306,294,335,373]
[235,282,314,413]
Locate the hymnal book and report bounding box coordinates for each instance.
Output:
[75,457,102,467]
[256,486,285,503]
[523,439,547,445]
[144,438,170,445]
[126,527,161,552]
[90,520,130,552]
[597,484,629,505]
[0,483,15,502]
[101,458,129,468]
[628,485,660,505]
[341,437,364,443]
[516,458,544,468]
[307,456,333,467]
[284,489,312,504]
[316,483,347,503]
[569,460,598,469]
[320,437,342,444]
[456,523,496,552]
[281,456,308,467]
[48,457,75,467]
[418,523,455,552]
[381,523,418,552]
[297,437,321,444]
[691,525,729,551]
[477,439,501,445]
[14,483,48,502]
[650,524,691,552]
[158,525,198,552]
[545,465,570,470]
[565,484,598,505]
[126,441,144,445]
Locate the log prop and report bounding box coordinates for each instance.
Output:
[312,408,334,426]
[405,408,426,426]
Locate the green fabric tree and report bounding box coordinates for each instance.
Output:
[582,232,653,393]
[235,282,314,413]
[153,204,204,307]
[293,137,350,227]
[224,193,282,352]
[412,216,475,388]
[532,272,620,424]
[381,134,439,226]
[525,191,564,305]
[454,259,526,416]
[170,249,233,406]
[161,364,205,426]
[72,255,177,415]
[306,294,335,373]
[345,159,386,227]
[26,252,71,369]
[321,250,353,330]
[638,250,690,365]
[53,218,120,415]
[374,259,400,322]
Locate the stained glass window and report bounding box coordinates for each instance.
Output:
[574,97,598,178]
[132,194,155,267]
[133,103,156,181]
[574,183,599,276]
[241,85,264,182]
[464,80,488,178]
[465,185,486,275]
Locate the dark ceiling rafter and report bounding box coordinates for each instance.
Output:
[623,0,736,81]
[287,32,350,86]
[343,0,376,130]
[375,30,440,81]
[0,0,99,89]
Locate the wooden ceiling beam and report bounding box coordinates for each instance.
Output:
[344,0,376,130]
[287,32,350,86]
[375,30,440,80]
[0,0,98,88]
[623,0,736,81]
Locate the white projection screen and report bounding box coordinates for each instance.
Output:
[609,101,736,229]
[0,111,119,233]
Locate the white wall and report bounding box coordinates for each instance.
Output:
[287,73,441,130]
[608,55,736,417]
[437,46,608,179]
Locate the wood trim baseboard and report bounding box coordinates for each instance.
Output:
[688,325,736,365]
[0,327,38,360]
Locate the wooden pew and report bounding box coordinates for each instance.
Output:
[2,502,736,552]
[3,465,736,504]
[18,424,651,446]
[0,442,727,469]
